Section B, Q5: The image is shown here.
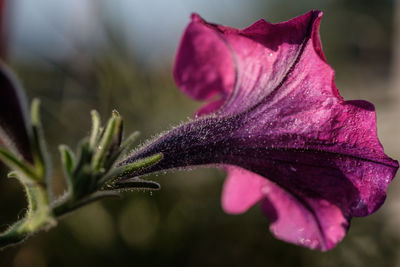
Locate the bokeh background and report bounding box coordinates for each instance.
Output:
[1,0,400,266]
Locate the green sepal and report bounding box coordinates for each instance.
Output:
[89,110,101,150]
[0,147,38,181]
[98,153,163,187]
[68,139,94,199]
[59,145,76,193]
[91,114,118,172]
[74,139,92,174]
[103,111,124,169]
[108,178,161,191]
[72,164,94,200]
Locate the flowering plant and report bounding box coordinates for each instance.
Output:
[0,10,397,251]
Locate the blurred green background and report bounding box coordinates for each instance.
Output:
[1,0,400,266]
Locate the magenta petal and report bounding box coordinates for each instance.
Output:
[221,166,267,214]
[196,98,226,116]
[260,180,348,251]
[174,11,339,115]
[222,166,347,250]
[173,14,235,103]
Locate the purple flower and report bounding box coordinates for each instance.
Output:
[120,10,398,250]
[0,4,33,163]
[0,63,34,163]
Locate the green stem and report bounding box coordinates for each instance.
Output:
[51,191,119,218]
[0,220,27,248]
[0,181,55,249]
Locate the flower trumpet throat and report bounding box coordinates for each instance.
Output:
[119,10,399,251]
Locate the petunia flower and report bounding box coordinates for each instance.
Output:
[0,63,34,163]
[119,10,399,251]
[0,2,34,163]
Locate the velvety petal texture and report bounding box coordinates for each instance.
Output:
[223,166,348,250]
[121,10,398,250]
[0,63,33,162]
